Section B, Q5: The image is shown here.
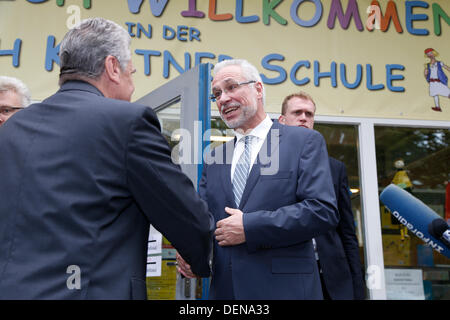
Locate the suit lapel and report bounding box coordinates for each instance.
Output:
[238,122,282,210]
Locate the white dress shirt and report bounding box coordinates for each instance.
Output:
[231,115,273,182]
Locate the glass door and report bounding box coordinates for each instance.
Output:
[135,63,212,300]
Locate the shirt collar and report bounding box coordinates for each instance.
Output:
[234,115,273,142]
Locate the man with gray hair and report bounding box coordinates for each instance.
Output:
[177,59,338,299]
[0,76,31,126]
[0,17,213,299]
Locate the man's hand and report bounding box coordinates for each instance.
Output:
[215,207,245,246]
[176,252,197,278]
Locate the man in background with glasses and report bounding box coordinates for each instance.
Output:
[279,91,366,300]
[177,59,338,299]
[0,76,31,126]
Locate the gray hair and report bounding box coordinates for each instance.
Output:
[0,76,31,107]
[59,17,131,85]
[213,59,266,105]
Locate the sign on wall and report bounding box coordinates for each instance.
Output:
[1,0,449,120]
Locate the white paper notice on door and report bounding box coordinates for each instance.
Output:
[385,268,425,300]
[146,255,162,277]
[147,224,162,255]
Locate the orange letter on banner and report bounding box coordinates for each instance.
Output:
[209,0,233,21]
[380,0,403,32]
[370,0,403,33]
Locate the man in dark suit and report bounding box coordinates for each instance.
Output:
[279,91,365,300]
[177,59,338,299]
[0,18,214,299]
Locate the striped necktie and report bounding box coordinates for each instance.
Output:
[233,135,253,207]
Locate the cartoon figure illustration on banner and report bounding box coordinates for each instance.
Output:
[424,48,450,112]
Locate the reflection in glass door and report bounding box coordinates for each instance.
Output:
[375,126,450,300]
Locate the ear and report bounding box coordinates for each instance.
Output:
[103,55,121,85]
[254,81,263,99]
[278,115,286,124]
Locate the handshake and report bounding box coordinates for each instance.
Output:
[177,207,245,278]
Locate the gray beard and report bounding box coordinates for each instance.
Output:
[221,104,257,129]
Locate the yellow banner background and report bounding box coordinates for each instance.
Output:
[1,0,449,120]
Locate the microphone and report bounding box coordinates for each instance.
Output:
[428,218,450,249]
[380,184,450,258]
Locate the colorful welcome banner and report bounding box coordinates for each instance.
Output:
[1,0,449,120]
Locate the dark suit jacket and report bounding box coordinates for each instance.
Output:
[0,81,214,299]
[315,157,366,300]
[199,121,338,299]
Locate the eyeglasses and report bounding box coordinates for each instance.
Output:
[0,106,23,116]
[210,80,256,101]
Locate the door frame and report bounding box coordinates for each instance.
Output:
[135,63,212,188]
